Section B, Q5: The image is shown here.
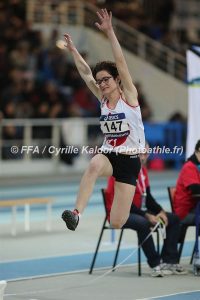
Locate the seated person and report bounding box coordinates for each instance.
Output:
[174,140,200,225]
[106,143,186,277]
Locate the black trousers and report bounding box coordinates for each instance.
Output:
[123,212,181,268]
[181,210,195,226]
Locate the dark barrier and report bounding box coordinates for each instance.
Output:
[144,122,187,169]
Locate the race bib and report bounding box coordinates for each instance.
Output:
[100,113,130,138]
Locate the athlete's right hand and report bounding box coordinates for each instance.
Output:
[95,9,113,34]
[64,34,76,52]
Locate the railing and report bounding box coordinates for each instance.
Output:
[171,0,200,30]
[84,4,186,81]
[26,0,84,25]
[26,0,186,81]
[0,118,186,177]
[0,117,102,162]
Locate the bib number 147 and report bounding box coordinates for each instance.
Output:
[104,121,122,132]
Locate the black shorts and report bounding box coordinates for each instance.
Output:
[103,152,141,186]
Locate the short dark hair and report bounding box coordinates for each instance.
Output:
[92,61,119,79]
[195,140,200,152]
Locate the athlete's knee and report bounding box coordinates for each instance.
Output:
[111,221,123,229]
[110,216,127,229]
[88,156,104,176]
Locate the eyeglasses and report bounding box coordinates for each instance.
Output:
[95,76,112,86]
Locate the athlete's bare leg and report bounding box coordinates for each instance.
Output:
[75,154,113,213]
[62,154,113,230]
[110,181,136,229]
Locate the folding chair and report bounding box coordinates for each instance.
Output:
[89,188,160,276]
[167,186,196,263]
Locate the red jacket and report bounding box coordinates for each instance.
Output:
[174,160,200,219]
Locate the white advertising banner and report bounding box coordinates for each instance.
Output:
[186,46,200,157]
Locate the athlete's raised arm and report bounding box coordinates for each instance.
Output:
[64,34,101,100]
[95,9,138,106]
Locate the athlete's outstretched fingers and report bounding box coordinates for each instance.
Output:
[103,8,108,17]
[97,11,103,20]
[95,22,101,30]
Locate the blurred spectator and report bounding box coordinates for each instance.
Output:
[174,140,200,224]
[135,82,152,121]
[73,86,100,117]
[0,110,3,121]
[168,112,186,123]
[40,80,65,118]
[0,42,9,91]
[32,101,52,140]
[1,102,24,159]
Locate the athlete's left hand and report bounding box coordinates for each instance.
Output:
[63,33,76,52]
[95,9,113,34]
